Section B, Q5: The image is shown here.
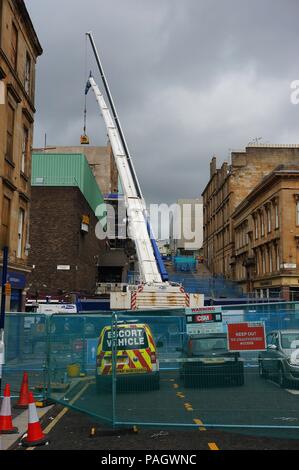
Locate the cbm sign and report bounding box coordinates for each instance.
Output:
[185,306,223,334]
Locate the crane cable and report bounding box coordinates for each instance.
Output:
[83,95,87,136]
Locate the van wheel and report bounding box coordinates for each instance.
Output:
[151,374,160,390]
[277,366,288,388]
[96,377,107,394]
[183,375,193,388]
[258,361,267,379]
[231,363,244,386]
[179,369,185,384]
[234,372,244,386]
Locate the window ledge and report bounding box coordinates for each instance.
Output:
[5,157,15,168]
[20,172,29,182]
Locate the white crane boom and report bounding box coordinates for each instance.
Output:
[87,77,162,284]
[84,33,203,310]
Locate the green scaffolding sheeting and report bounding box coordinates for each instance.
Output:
[32,153,106,226]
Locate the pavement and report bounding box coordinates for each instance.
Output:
[0,405,53,450]
[0,374,90,450]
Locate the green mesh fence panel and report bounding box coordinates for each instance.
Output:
[2,313,48,400]
[110,305,299,437]
[46,314,114,424]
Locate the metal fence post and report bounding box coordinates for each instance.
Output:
[45,315,52,400]
[82,316,86,374]
[111,312,117,428]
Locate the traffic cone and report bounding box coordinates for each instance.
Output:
[22,392,48,447]
[0,384,18,434]
[14,371,30,409]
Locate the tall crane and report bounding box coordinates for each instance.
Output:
[86,75,165,284]
[85,32,168,285]
[84,32,202,309]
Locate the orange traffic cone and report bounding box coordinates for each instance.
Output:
[0,384,18,434]
[14,371,30,409]
[22,392,48,447]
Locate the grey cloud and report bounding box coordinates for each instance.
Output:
[26,0,299,204]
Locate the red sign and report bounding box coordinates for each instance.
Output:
[194,314,213,323]
[227,322,266,351]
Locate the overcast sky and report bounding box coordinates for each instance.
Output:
[26,0,299,205]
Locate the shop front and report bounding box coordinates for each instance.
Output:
[0,270,26,311]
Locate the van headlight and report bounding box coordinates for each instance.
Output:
[288,358,299,366]
[288,350,299,365]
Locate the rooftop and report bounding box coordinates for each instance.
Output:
[233,163,299,218]
[17,0,43,56]
[32,153,105,218]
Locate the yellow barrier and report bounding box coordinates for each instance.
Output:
[67,363,81,378]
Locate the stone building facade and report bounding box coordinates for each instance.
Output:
[0,0,42,310]
[233,165,299,300]
[202,145,299,280]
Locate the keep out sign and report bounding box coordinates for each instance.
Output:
[227,322,266,351]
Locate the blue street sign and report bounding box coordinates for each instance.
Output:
[86,338,98,365]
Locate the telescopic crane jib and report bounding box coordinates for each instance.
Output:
[84,32,203,310]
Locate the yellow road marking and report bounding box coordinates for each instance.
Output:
[173,383,179,389]
[26,381,91,451]
[193,418,206,431]
[208,442,220,451]
[184,402,193,411]
[176,392,185,398]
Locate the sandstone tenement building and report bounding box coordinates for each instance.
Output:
[202,145,299,298]
[0,0,42,310]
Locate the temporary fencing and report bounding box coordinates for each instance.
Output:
[2,302,299,439]
[2,314,49,401]
[168,273,245,298]
[173,257,197,273]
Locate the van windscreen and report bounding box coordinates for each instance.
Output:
[103,327,149,351]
